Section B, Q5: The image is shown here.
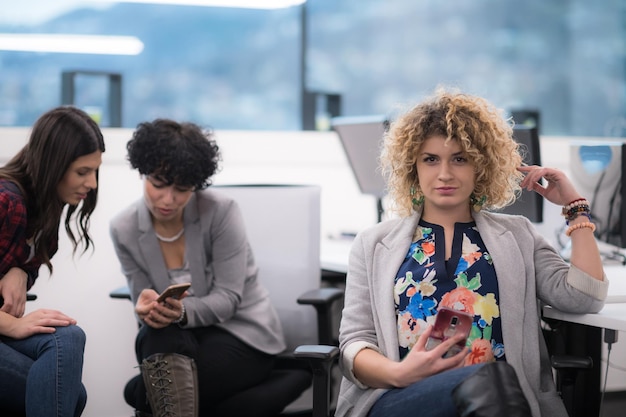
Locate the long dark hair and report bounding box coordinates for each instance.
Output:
[0,106,106,273]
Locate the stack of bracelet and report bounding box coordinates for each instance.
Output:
[561,198,596,237]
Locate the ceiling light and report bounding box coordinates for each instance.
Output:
[112,0,306,9]
[0,34,144,55]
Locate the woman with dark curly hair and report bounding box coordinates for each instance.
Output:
[336,88,607,417]
[109,119,286,417]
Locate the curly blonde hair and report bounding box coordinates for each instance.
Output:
[381,87,524,217]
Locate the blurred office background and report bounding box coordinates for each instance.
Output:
[2,2,626,416]
[0,0,625,136]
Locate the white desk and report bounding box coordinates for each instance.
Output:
[602,265,626,303]
[543,303,626,332]
[541,268,626,396]
[321,238,352,274]
[541,265,626,329]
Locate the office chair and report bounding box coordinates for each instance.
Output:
[551,354,593,417]
[110,184,343,417]
[542,314,594,417]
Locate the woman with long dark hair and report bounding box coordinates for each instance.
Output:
[0,106,105,417]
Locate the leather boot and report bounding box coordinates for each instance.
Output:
[140,353,199,417]
[452,362,532,417]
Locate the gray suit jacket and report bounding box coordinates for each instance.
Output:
[337,210,608,417]
[109,188,286,355]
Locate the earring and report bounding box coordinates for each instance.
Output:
[411,186,424,207]
[470,193,487,211]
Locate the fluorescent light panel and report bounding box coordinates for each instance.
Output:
[0,34,144,55]
[0,0,303,55]
[112,0,306,9]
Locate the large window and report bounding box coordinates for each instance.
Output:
[1,0,624,136]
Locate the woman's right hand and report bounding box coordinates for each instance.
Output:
[135,288,184,329]
[2,309,76,339]
[0,267,29,318]
[353,325,469,389]
[394,325,469,387]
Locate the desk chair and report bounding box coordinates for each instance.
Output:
[542,315,594,417]
[551,354,593,417]
[0,293,37,304]
[110,184,343,417]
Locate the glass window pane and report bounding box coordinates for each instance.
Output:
[0,0,624,136]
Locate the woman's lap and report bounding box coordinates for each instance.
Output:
[0,325,87,416]
[368,364,485,417]
[136,325,276,412]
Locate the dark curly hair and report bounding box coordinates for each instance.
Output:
[126,119,221,189]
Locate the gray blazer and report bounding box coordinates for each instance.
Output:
[337,210,609,417]
[109,188,286,355]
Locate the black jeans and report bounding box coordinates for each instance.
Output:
[134,324,275,417]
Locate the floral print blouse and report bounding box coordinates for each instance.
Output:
[394,220,505,365]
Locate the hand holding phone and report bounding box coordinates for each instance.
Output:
[156,283,191,303]
[425,307,473,358]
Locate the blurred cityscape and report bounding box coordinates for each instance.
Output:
[0,0,624,135]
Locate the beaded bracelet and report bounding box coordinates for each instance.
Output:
[564,198,589,209]
[562,199,589,212]
[564,208,591,225]
[565,211,591,226]
[562,199,591,224]
[562,202,589,216]
[565,221,596,237]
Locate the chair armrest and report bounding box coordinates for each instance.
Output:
[297,287,344,306]
[110,285,131,300]
[2,293,37,305]
[298,287,344,345]
[294,345,339,417]
[551,354,593,417]
[294,344,339,361]
[551,355,593,370]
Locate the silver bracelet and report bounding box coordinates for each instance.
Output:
[172,302,186,324]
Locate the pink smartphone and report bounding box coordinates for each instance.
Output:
[425,307,473,358]
[156,283,191,303]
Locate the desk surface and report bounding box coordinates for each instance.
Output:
[321,238,352,274]
[543,303,626,332]
[603,265,626,303]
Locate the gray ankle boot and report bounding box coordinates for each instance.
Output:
[141,353,199,417]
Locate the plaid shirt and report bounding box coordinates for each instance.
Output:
[0,179,54,289]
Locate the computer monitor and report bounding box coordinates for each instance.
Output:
[331,115,388,221]
[496,125,544,223]
[510,109,541,133]
[569,140,626,248]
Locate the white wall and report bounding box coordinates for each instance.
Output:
[0,128,624,416]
